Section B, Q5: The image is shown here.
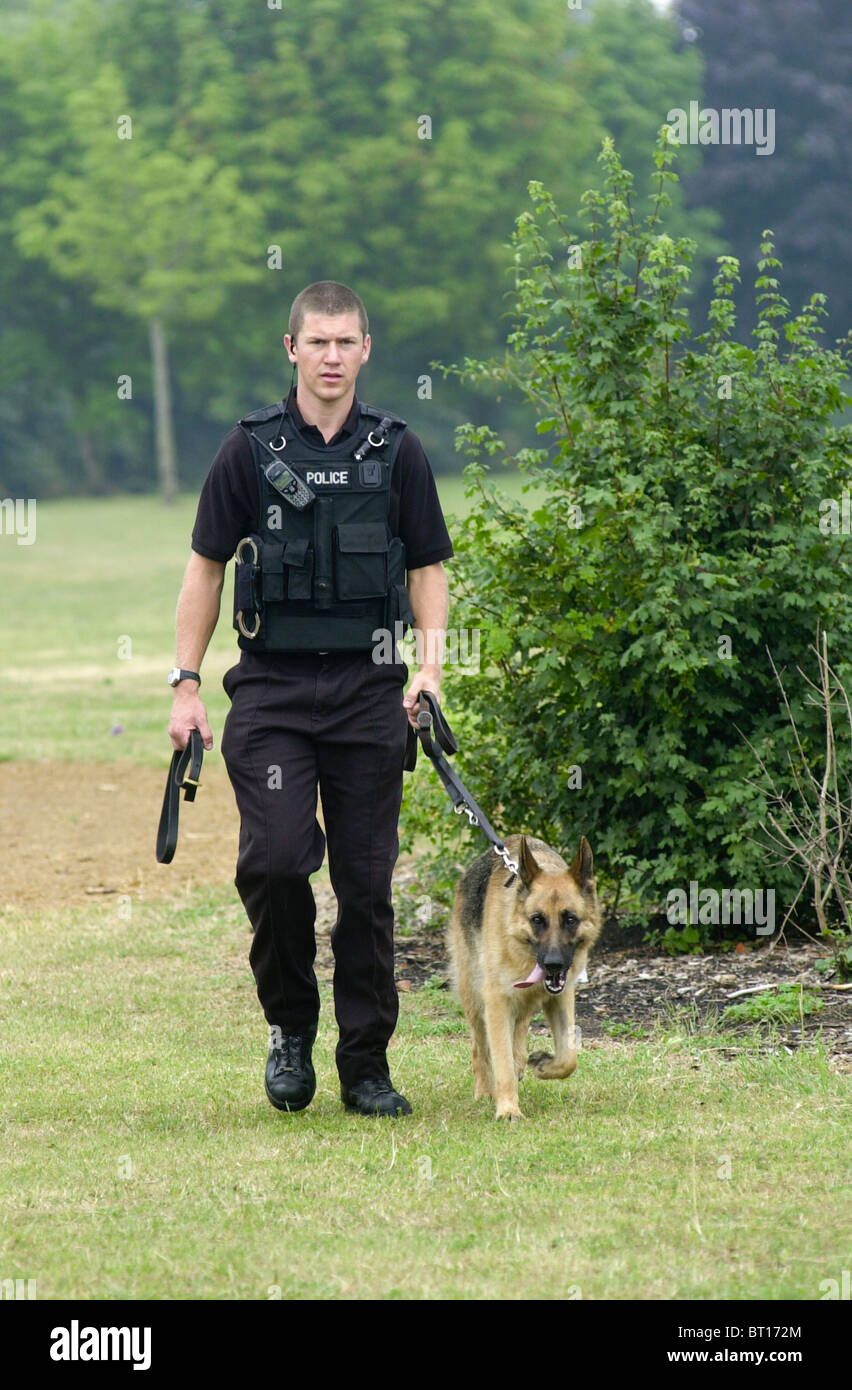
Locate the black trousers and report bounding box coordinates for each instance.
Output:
[220,648,410,1088]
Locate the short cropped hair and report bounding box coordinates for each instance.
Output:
[289,281,369,342]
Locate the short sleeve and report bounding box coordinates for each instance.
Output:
[396,431,454,570]
[191,428,258,563]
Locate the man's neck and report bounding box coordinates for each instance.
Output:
[294,384,355,443]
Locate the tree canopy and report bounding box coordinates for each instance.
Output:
[1,0,710,496]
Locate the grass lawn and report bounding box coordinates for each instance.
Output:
[1,885,848,1302]
[1,489,849,1302]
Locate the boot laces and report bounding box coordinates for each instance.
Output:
[274,1034,307,1073]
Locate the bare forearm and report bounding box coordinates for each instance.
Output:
[407,562,449,677]
[175,555,225,673]
[169,554,225,750]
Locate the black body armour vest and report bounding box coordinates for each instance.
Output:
[231,399,416,653]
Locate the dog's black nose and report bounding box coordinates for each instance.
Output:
[543,949,569,970]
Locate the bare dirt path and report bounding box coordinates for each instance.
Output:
[2,760,848,1064]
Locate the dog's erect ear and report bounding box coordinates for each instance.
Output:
[570,836,595,892]
[517,835,542,890]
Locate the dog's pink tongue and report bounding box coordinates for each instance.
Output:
[514,963,545,989]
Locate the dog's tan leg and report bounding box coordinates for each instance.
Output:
[484,988,523,1119]
[453,950,493,1099]
[529,986,579,1080]
[513,1012,530,1080]
[470,1012,493,1099]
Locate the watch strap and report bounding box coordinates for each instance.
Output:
[170,668,202,686]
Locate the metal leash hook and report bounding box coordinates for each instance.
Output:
[493,843,519,876]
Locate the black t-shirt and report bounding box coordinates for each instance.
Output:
[191,386,454,571]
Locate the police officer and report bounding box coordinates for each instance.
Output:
[168,281,453,1117]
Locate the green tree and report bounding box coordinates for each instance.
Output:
[0,8,144,496]
[2,0,716,491]
[678,0,852,346]
[14,63,263,499]
[402,135,852,938]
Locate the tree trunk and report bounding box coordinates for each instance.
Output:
[78,431,106,493]
[149,316,179,503]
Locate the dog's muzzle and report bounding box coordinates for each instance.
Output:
[513,963,570,993]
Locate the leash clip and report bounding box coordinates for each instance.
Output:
[494,843,519,876]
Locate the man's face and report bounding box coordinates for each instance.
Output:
[284,311,370,407]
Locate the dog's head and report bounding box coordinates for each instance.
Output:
[511,836,600,995]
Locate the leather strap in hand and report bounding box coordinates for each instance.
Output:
[156,729,204,864]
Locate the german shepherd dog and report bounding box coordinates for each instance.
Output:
[448,834,601,1120]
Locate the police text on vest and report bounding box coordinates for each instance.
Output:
[305,470,349,485]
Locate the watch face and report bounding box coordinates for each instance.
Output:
[168,668,180,686]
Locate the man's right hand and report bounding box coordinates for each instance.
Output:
[169,690,214,751]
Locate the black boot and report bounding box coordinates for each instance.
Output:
[265,1027,317,1112]
[341,1077,411,1117]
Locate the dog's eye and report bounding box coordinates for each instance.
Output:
[561,912,579,929]
[529,913,547,931]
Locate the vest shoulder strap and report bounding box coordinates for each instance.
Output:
[239,399,406,428]
[359,401,407,430]
[238,401,285,427]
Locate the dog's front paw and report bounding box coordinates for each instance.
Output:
[495,1104,525,1121]
[528,1050,577,1080]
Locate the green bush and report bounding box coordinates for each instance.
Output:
[400,134,852,938]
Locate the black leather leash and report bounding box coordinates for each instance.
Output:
[408,690,519,877]
[156,728,204,864]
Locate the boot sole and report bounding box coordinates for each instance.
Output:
[342,1097,412,1117]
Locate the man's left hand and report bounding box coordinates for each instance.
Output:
[403,668,442,729]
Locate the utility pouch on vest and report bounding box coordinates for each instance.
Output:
[388,536,416,625]
[234,535,262,639]
[255,538,314,605]
[283,538,313,600]
[333,522,389,600]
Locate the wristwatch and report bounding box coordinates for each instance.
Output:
[168,667,202,688]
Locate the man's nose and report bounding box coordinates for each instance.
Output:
[325,340,342,361]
